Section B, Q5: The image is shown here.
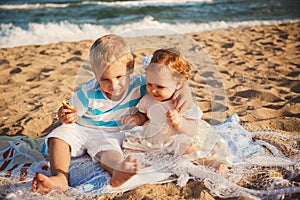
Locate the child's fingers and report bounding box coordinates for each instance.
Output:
[166,110,178,120]
[172,90,185,112]
[121,115,135,125]
[62,108,76,114]
[121,116,129,124]
[174,101,189,113]
[166,110,181,129]
[120,116,126,124]
[61,112,78,124]
[68,114,78,123]
[126,118,136,126]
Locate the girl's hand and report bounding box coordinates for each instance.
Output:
[166,109,182,130]
[120,115,138,126]
[58,106,78,124]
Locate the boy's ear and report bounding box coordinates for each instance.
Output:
[127,60,134,74]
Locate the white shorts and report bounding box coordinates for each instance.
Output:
[46,123,125,162]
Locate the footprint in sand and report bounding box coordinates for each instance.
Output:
[234,89,283,102]
[17,63,31,67]
[291,84,300,94]
[10,67,22,74]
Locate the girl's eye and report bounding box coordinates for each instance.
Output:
[157,85,165,89]
[147,83,152,87]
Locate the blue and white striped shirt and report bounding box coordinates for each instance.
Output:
[70,74,146,132]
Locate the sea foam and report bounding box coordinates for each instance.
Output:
[0,16,299,48]
[0,0,213,10]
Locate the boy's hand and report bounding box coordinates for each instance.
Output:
[172,83,193,112]
[58,103,78,124]
[120,115,138,126]
[166,109,181,130]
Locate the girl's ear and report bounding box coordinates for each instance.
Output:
[176,81,183,90]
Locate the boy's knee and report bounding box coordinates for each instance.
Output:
[48,137,71,151]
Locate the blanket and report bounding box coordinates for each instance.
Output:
[1,114,299,200]
[0,137,171,199]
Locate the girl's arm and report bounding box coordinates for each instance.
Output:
[166,109,199,137]
[121,111,148,126]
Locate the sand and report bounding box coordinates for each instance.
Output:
[0,22,299,199]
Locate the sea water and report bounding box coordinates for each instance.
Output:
[0,0,299,48]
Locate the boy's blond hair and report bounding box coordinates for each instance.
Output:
[89,34,134,77]
[149,48,191,80]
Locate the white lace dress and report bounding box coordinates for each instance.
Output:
[122,94,233,166]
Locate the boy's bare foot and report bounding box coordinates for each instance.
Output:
[111,155,139,187]
[31,173,68,194]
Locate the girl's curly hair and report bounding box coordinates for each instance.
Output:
[150,48,191,80]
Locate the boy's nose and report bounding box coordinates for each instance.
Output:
[111,79,119,89]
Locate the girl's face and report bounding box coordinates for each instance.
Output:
[98,57,132,101]
[146,68,180,102]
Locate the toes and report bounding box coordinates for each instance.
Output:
[32,177,38,192]
[126,155,134,162]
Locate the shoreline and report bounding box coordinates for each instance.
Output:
[0,21,299,199]
[1,19,299,49]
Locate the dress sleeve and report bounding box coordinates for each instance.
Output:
[138,95,148,114]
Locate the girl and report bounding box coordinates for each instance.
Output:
[121,48,232,174]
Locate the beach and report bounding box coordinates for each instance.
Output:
[0,22,299,199]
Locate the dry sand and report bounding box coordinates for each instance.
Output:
[0,22,299,199]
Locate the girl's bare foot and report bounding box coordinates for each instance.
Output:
[31,173,68,194]
[217,163,229,175]
[111,155,139,187]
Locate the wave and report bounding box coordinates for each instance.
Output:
[1,16,299,48]
[84,0,213,7]
[0,3,70,10]
[0,0,213,10]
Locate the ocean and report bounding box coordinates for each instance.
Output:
[0,0,299,48]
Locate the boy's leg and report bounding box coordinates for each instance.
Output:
[99,150,138,187]
[32,137,71,193]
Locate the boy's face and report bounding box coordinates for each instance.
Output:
[98,57,132,100]
[146,68,179,102]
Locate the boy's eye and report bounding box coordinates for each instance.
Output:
[157,85,165,89]
[147,83,152,87]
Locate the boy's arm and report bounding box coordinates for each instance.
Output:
[172,82,193,112]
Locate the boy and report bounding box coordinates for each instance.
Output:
[31,34,193,193]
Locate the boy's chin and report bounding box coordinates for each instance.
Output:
[110,92,124,100]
